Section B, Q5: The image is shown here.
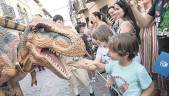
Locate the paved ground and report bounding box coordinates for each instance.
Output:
[19,68,110,96]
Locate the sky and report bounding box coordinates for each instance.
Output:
[40,0,73,26]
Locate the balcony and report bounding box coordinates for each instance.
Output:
[86,0,96,3]
[77,7,88,14]
[0,3,16,19]
[74,0,88,14]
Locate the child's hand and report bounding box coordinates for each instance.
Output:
[106,79,115,89]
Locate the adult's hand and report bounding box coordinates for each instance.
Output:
[108,17,114,26]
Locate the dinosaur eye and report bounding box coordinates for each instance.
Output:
[53,35,58,39]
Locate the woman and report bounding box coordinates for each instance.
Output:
[89,11,108,35]
[137,0,158,75]
[127,0,169,95]
[112,0,140,38]
[137,0,163,96]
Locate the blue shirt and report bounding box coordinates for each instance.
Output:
[105,60,152,96]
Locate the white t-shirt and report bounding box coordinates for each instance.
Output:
[95,47,110,64]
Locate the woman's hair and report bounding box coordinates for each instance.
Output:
[92,11,108,24]
[92,25,113,42]
[115,0,140,40]
[53,15,64,22]
[108,6,114,11]
[108,33,139,60]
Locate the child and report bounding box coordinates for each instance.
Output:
[92,25,113,65]
[73,25,140,70]
[72,25,113,68]
[84,33,154,96]
[73,33,154,96]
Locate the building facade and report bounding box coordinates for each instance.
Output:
[69,0,115,26]
[0,0,52,24]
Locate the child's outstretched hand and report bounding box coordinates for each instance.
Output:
[106,78,115,89]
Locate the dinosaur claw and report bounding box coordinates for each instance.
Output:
[31,80,37,86]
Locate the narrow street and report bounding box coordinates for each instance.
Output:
[19,68,110,96]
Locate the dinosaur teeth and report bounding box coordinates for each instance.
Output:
[52,50,54,53]
[51,49,55,54]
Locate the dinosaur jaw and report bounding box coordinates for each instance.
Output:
[39,48,70,79]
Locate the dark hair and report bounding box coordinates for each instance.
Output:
[53,15,64,22]
[75,22,86,33]
[108,33,139,60]
[115,0,140,41]
[108,6,114,11]
[108,6,115,18]
[92,25,113,42]
[92,11,108,24]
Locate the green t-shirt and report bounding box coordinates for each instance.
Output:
[148,0,169,30]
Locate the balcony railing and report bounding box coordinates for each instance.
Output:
[86,0,96,3]
[0,3,16,19]
[74,0,88,14]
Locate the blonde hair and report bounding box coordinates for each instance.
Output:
[92,25,113,42]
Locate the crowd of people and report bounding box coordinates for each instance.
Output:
[51,0,168,96]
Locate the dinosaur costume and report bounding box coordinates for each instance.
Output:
[0,17,95,96]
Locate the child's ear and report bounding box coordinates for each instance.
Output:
[124,52,129,57]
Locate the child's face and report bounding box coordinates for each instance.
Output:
[96,40,108,47]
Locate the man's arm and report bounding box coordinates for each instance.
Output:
[129,1,154,27]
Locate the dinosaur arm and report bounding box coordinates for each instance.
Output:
[30,70,37,86]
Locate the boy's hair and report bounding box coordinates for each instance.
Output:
[53,15,64,22]
[92,25,113,42]
[108,33,139,60]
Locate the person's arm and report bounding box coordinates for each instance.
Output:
[94,62,106,70]
[128,0,154,27]
[120,21,134,33]
[141,82,155,96]
[137,66,154,96]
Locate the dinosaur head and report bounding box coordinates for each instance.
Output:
[20,21,86,79]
